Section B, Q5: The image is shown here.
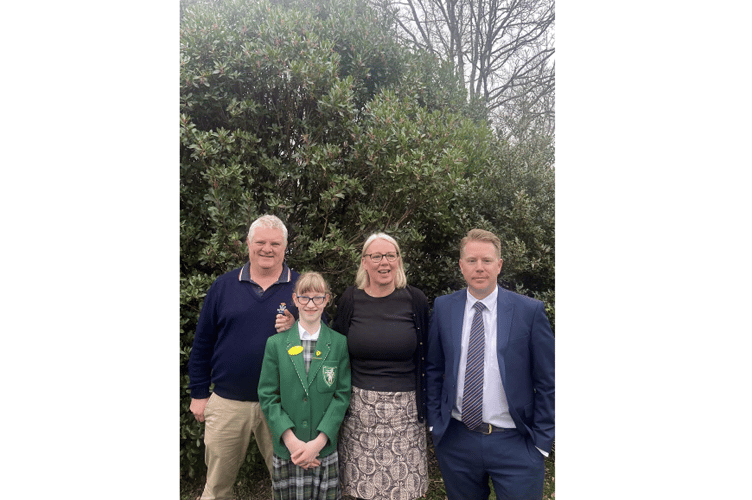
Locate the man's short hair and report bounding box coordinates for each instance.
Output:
[460,228,502,259]
[248,214,288,245]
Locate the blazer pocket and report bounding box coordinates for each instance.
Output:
[316,362,338,393]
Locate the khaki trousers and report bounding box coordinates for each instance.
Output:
[200,393,274,500]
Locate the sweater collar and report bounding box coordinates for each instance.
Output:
[238,261,291,284]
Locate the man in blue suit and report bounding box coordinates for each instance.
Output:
[426,229,554,500]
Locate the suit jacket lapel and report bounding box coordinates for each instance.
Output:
[451,290,467,369]
[285,325,309,395]
[496,287,514,386]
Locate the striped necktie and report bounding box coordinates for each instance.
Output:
[463,301,486,430]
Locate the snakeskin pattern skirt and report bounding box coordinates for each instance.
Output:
[338,387,428,500]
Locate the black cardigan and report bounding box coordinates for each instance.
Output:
[331,284,430,422]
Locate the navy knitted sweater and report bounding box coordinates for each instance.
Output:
[189,265,300,402]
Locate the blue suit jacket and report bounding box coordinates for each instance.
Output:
[426,286,555,452]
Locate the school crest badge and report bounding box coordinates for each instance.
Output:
[323,366,336,387]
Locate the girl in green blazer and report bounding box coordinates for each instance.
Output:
[258,272,351,500]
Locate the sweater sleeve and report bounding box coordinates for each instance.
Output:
[188,280,219,399]
[408,285,430,422]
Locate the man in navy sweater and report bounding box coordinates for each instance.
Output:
[189,214,299,500]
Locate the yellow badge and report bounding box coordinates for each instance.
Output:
[288,345,304,356]
[316,351,321,357]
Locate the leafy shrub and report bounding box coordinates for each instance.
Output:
[180,0,554,485]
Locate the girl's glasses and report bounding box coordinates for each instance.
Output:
[295,294,327,305]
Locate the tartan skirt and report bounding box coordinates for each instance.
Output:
[272,450,341,500]
[338,387,428,500]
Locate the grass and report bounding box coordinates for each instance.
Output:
[181,433,554,500]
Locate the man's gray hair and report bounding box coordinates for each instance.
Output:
[248,214,288,245]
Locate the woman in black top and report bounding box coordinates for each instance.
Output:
[332,233,430,500]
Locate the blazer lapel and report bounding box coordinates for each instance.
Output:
[496,287,514,386]
[285,325,309,395]
[306,325,331,387]
[451,290,467,369]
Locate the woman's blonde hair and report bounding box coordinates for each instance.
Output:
[355,233,407,289]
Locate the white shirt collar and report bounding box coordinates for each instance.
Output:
[466,285,498,312]
[298,323,321,341]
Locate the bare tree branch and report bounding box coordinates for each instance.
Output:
[372,0,555,138]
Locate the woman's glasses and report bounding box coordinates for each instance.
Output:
[365,252,399,262]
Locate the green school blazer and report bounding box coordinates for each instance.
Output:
[258,322,351,459]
